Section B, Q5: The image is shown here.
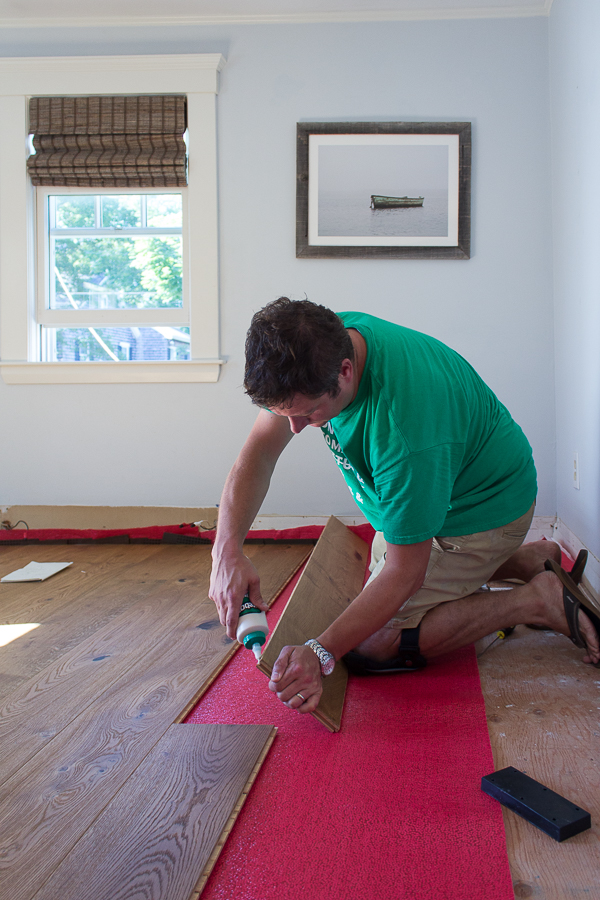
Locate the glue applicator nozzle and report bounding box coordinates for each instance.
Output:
[252,642,262,662]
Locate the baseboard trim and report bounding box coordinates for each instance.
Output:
[0,505,218,531]
[552,518,599,604]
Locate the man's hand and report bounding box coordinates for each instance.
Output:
[209,552,268,640]
[268,644,323,713]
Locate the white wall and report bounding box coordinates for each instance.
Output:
[549,0,600,560]
[0,17,555,517]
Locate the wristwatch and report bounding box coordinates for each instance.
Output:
[304,639,336,676]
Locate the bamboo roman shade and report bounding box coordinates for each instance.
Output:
[27,95,187,187]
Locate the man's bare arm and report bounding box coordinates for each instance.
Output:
[210,409,294,638]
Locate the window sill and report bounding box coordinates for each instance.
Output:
[0,360,224,384]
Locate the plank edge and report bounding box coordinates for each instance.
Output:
[188,725,278,899]
[174,545,313,724]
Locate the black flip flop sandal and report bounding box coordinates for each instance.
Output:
[527,549,589,631]
[544,558,600,666]
[569,548,589,585]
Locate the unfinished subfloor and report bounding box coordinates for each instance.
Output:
[476,624,600,899]
[0,541,598,899]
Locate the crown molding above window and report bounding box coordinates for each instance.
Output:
[0,54,226,95]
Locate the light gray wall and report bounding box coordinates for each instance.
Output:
[549,0,600,557]
[0,17,555,517]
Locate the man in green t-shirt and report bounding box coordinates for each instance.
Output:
[209,299,600,714]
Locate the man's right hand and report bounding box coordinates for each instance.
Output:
[209,552,268,640]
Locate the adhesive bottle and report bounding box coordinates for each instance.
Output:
[236,594,269,661]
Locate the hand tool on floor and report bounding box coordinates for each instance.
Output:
[477,625,515,658]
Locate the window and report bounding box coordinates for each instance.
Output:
[39,189,188,362]
[0,54,225,384]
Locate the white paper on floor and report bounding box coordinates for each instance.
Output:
[1,561,73,582]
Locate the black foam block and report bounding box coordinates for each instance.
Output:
[481,766,591,842]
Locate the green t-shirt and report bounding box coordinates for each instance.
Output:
[322,312,537,544]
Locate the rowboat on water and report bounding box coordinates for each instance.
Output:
[370,194,424,209]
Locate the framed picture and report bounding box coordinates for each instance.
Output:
[296,121,471,259]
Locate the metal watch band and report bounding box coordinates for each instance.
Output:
[304,639,336,676]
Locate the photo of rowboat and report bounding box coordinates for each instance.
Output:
[370,194,424,208]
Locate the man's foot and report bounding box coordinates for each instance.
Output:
[527,569,600,665]
[492,540,561,583]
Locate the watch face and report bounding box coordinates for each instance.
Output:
[306,639,335,675]
[322,656,336,676]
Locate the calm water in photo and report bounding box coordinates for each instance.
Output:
[318,190,448,238]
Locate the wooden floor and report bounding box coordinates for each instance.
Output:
[0,541,598,899]
[476,623,600,899]
[0,540,311,900]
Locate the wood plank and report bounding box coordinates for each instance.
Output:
[0,543,310,784]
[0,543,162,623]
[0,582,215,786]
[0,626,239,900]
[477,624,600,899]
[0,543,310,899]
[238,541,313,609]
[0,544,173,692]
[32,724,276,900]
[173,542,313,722]
[258,516,368,732]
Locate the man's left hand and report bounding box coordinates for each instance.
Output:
[268,644,323,713]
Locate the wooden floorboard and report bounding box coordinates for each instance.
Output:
[0,541,312,900]
[0,543,311,702]
[477,623,600,899]
[0,544,166,693]
[244,542,314,609]
[0,574,216,785]
[32,724,276,900]
[258,517,368,732]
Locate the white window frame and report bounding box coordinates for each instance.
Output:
[38,185,188,328]
[0,54,225,384]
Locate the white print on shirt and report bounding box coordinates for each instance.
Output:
[322,425,365,502]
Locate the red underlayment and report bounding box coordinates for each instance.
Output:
[186,568,516,900]
[0,522,373,544]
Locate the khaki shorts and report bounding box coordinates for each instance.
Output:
[367,503,535,632]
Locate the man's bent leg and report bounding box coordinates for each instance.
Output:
[490,540,561,583]
[357,505,535,662]
[417,569,600,664]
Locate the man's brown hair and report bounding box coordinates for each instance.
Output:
[244,297,354,407]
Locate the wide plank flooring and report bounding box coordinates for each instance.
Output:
[2,540,596,899]
[0,540,311,900]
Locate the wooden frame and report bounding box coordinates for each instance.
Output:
[0,55,225,384]
[296,121,471,260]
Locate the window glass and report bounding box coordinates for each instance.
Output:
[49,193,183,312]
[55,195,95,228]
[147,194,182,228]
[42,325,190,362]
[52,236,183,310]
[101,195,142,228]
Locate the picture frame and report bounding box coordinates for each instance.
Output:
[296,121,471,259]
